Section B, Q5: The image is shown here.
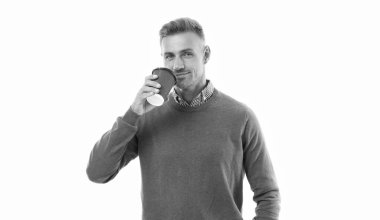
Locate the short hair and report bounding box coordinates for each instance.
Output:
[159,17,205,43]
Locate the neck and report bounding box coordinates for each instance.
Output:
[175,79,207,103]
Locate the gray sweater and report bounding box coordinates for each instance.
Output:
[86,89,280,220]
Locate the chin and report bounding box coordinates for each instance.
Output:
[175,82,189,91]
[175,83,186,90]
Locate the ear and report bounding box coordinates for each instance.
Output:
[203,46,211,64]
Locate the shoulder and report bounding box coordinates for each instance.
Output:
[214,89,262,134]
[215,89,257,119]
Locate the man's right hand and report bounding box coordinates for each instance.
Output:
[131,74,161,115]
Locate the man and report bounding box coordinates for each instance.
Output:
[86,17,280,220]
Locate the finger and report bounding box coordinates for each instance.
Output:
[141,86,160,94]
[145,74,158,80]
[141,91,155,99]
[145,80,161,88]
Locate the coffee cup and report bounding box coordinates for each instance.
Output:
[147,67,177,106]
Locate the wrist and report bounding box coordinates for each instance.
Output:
[131,103,143,116]
[122,106,141,125]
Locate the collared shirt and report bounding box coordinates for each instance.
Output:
[170,80,215,107]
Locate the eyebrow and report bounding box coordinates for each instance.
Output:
[163,48,194,56]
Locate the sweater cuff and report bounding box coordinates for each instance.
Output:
[121,107,140,126]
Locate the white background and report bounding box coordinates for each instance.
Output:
[1,0,379,219]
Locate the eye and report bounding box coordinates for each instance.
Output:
[183,52,193,58]
[164,54,174,60]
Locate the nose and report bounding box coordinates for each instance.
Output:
[173,57,185,72]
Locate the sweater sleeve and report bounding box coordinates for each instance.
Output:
[242,109,281,220]
[86,107,140,183]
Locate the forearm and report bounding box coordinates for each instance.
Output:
[249,153,281,220]
[254,187,281,220]
[86,107,140,183]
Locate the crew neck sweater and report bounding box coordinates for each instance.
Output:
[86,89,280,220]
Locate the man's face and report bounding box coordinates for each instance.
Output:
[161,32,208,91]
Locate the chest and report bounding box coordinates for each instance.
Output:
[137,112,244,170]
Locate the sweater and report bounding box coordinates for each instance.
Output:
[86,89,280,220]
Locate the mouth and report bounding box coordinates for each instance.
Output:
[175,72,190,78]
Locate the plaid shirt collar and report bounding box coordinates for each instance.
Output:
[171,80,215,107]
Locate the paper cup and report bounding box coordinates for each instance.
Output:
[147,67,176,106]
